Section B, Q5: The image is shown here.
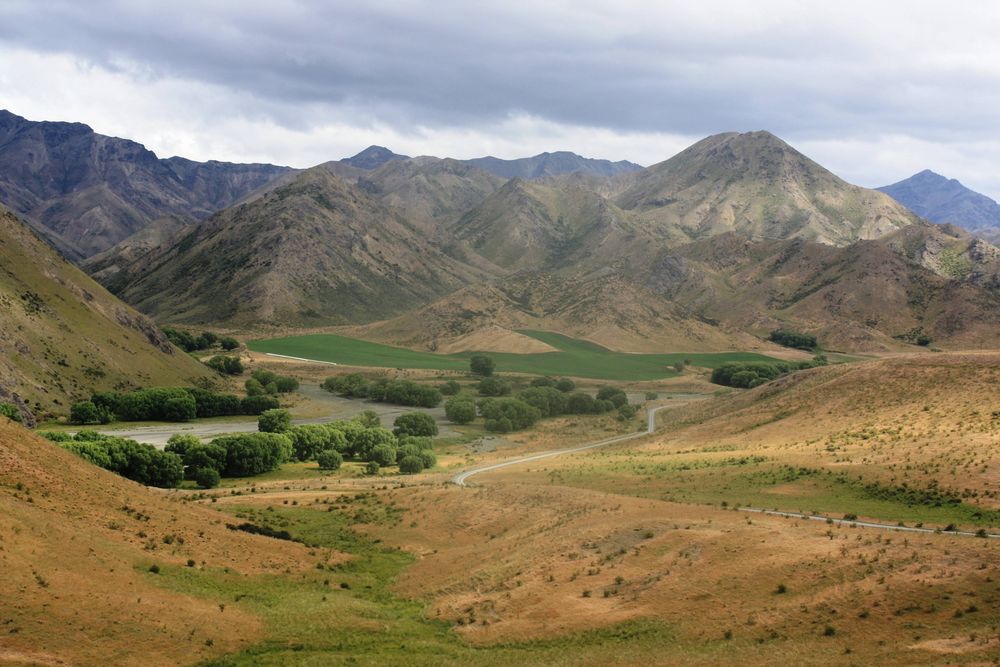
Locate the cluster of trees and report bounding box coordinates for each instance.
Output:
[163,327,238,352]
[768,330,818,351]
[254,408,437,475]
[165,432,292,485]
[206,355,244,375]
[70,387,279,425]
[469,355,495,377]
[44,430,184,488]
[0,402,22,423]
[321,374,442,408]
[445,384,631,432]
[711,358,827,389]
[246,369,300,396]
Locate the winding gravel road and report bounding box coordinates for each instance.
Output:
[452,404,668,486]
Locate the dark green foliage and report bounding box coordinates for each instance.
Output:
[438,379,461,395]
[323,373,442,408]
[206,355,244,375]
[768,330,818,351]
[287,425,346,462]
[469,354,495,377]
[163,328,225,353]
[370,443,398,467]
[248,369,299,394]
[210,433,292,476]
[316,449,343,470]
[644,391,659,400]
[220,337,239,351]
[916,333,933,346]
[444,397,476,424]
[353,428,397,461]
[274,376,300,393]
[226,522,297,542]
[566,392,596,414]
[477,377,512,396]
[710,359,826,388]
[245,377,265,396]
[0,402,22,423]
[393,412,438,437]
[50,431,183,488]
[70,400,110,425]
[398,455,424,474]
[596,386,628,408]
[182,443,227,477]
[516,387,568,417]
[89,387,260,422]
[365,461,380,475]
[530,377,555,388]
[479,398,540,432]
[617,404,637,420]
[193,466,221,489]
[555,378,576,393]
[240,394,281,415]
[258,408,291,433]
[162,395,197,422]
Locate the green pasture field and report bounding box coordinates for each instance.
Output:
[248,330,780,381]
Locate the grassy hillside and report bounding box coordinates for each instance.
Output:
[248,330,779,381]
[0,208,212,418]
[0,418,311,665]
[111,167,487,326]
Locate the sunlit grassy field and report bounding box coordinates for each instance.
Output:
[248,330,780,381]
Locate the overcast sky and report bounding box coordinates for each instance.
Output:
[2,1,1000,198]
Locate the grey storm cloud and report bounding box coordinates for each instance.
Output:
[2,1,1000,198]
[2,0,999,139]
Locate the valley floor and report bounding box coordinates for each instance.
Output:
[5,352,1000,665]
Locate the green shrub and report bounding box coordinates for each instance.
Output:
[70,401,102,425]
[369,443,398,467]
[365,461,380,475]
[50,431,183,487]
[479,398,539,431]
[469,354,495,377]
[393,412,438,437]
[445,398,476,424]
[220,337,239,351]
[194,467,221,489]
[316,449,344,470]
[438,380,461,395]
[478,377,512,396]
[516,387,568,417]
[0,402,22,423]
[240,394,280,415]
[398,455,424,474]
[711,359,826,388]
[555,378,576,393]
[258,408,291,433]
[206,355,244,375]
[211,433,292,476]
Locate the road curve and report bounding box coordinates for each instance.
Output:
[452,404,667,486]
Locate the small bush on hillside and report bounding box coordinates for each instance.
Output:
[393,412,438,437]
[206,355,244,375]
[220,337,239,351]
[0,402,22,423]
[369,443,398,467]
[531,377,555,388]
[596,386,628,408]
[365,461,380,476]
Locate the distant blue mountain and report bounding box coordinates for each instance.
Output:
[878,170,1000,242]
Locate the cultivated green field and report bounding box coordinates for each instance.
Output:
[248,330,781,381]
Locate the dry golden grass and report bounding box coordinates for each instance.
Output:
[0,419,330,666]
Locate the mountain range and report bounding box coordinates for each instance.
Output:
[879,169,1000,244]
[4,108,1000,376]
[0,110,292,257]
